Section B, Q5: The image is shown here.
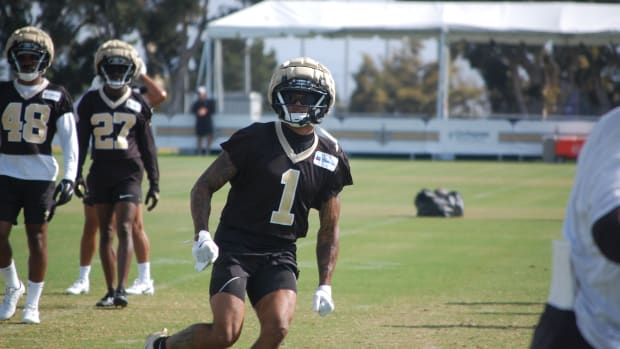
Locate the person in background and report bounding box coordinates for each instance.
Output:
[530,106,620,349]
[144,57,353,349]
[191,86,216,155]
[66,61,167,296]
[76,39,160,308]
[0,26,78,324]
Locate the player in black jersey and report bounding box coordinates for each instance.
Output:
[0,26,78,324]
[145,57,353,349]
[76,40,160,309]
[66,66,167,297]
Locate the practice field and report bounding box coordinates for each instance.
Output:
[0,156,575,349]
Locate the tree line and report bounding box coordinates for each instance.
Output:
[2,1,619,118]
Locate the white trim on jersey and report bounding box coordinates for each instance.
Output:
[275,120,318,164]
[315,126,339,152]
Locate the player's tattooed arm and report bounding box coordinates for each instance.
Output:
[190,151,237,236]
[316,194,341,285]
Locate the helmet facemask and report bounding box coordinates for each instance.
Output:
[99,55,135,90]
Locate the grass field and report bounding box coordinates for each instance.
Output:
[0,155,576,349]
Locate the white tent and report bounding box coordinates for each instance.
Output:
[201,1,620,118]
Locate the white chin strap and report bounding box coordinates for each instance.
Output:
[105,80,126,90]
[283,112,311,128]
[17,72,40,82]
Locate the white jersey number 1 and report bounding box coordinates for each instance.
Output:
[270,169,300,226]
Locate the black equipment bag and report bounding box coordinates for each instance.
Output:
[414,188,464,217]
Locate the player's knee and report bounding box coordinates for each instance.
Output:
[213,328,241,347]
[260,323,289,344]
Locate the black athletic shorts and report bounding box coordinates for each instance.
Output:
[209,251,299,307]
[86,159,143,204]
[530,304,594,349]
[195,117,213,136]
[0,175,55,224]
[82,194,95,206]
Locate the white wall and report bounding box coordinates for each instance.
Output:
[152,113,595,159]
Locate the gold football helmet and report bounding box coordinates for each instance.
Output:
[4,26,54,82]
[94,39,141,89]
[268,57,336,127]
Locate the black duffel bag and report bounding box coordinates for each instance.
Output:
[414,188,464,217]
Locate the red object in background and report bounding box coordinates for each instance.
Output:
[555,136,586,159]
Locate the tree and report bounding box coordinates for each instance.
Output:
[457,40,620,117]
[139,0,211,114]
[349,55,389,113]
[349,37,485,117]
[1,1,205,114]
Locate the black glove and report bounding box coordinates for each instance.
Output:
[145,184,159,211]
[53,179,74,206]
[74,177,88,199]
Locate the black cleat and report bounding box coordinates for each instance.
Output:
[95,291,115,308]
[113,289,128,308]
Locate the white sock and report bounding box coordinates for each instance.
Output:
[137,262,151,281]
[79,266,91,281]
[25,281,44,309]
[0,260,20,289]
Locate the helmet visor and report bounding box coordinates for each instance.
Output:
[280,90,324,106]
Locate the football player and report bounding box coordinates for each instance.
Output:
[76,39,160,308]
[66,61,167,297]
[144,57,353,349]
[530,107,620,348]
[0,26,78,324]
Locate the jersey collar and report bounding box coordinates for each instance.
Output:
[13,78,49,100]
[275,120,318,164]
[98,87,132,110]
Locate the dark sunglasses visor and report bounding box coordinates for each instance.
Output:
[281,90,322,105]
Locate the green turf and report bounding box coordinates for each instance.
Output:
[0,156,575,348]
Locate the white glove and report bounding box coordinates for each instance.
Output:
[192,230,219,272]
[313,285,335,317]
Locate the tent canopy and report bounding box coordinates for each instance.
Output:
[207,1,620,44]
[202,1,620,118]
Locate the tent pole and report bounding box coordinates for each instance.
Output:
[343,35,350,108]
[244,38,252,94]
[436,28,449,119]
[204,36,213,97]
[197,36,207,90]
[214,39,224,113]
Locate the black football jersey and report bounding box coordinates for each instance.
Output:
[217,121,353,249]
[76,88,159,186]
[0,80,74,155]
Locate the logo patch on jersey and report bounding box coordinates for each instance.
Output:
[126,98,142,113]
[313,151,338,172]
[42,89,61,102]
